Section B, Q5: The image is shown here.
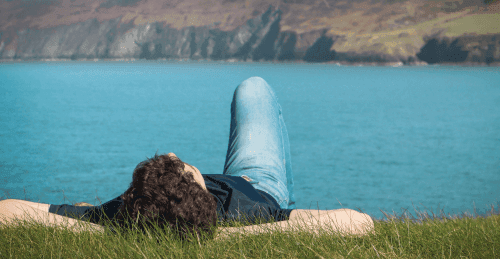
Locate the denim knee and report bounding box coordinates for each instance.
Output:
[235,77,274,100]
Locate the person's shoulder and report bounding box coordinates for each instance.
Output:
[202,174,246,193]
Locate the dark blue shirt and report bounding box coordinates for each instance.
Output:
[203,174,293,223]
[49,175,293,225]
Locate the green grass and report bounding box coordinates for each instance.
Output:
[331,10,500,58]
[1,197,499,259]
[442,13,500,36]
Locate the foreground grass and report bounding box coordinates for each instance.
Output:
[1,205,499,258]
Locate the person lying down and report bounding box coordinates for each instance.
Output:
[0,153,374,240]
[0,77,374,240]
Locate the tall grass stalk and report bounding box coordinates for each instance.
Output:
[1,196,499,258]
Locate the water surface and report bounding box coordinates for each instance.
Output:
[1,61,499,219]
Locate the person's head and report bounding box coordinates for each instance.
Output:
[114,153,217,240]
[167,153,207,191]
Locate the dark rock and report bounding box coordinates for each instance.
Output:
[416,34,500,64]
[294,29,327,60]
[206,30,230,60]
[335,51,400,63]
[229,6,281,61]
[275,31,297,61]
[251,8,281,61]
[303,30,336,62]
[190,26,211,60]
[416,37,468,64]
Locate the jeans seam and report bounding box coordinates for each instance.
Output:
[265,84,289,208]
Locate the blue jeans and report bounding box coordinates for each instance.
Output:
[223,77,296,209]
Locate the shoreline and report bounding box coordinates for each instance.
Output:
[372,205,500,224]
[1,58,499,67]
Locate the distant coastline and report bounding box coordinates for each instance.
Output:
[2,1,499,66]
[2,58,499,67]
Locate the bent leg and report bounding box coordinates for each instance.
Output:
[223,77,296,209]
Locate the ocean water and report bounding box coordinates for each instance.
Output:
[1,61,499,220]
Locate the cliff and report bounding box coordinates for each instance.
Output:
[1,0,499,64]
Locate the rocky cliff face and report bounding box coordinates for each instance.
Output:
[1,6,343,62]
[0,7,260,60]
[1,0,499,64]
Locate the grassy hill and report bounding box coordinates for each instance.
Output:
[1,0,499,63]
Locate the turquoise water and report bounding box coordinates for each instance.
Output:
[1,61,499,219]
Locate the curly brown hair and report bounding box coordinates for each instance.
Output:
[113,154,217,240]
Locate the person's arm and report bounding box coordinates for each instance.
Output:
[0,199,105,234]
[216,208,374,239]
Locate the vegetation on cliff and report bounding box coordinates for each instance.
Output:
[0,0,499,64]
